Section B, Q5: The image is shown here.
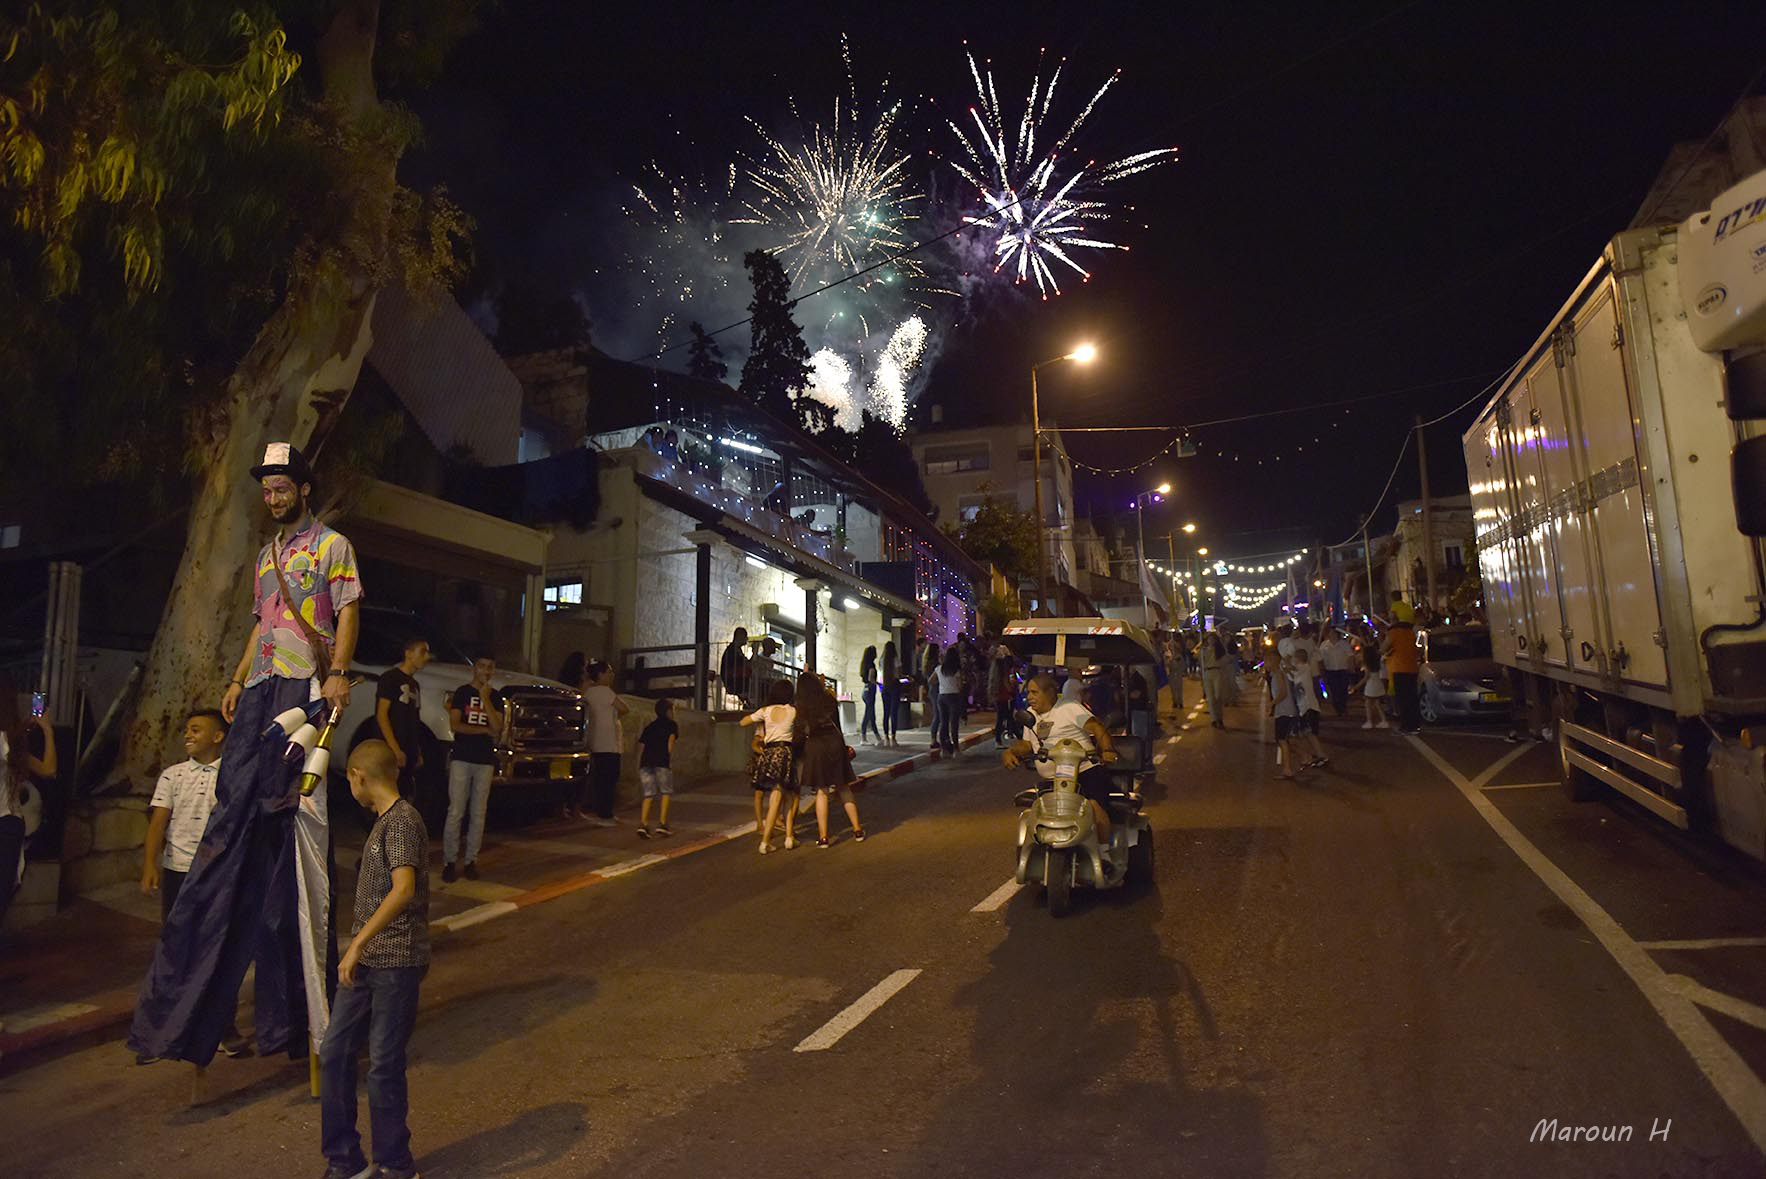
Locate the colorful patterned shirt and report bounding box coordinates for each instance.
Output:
[245,517,363,688]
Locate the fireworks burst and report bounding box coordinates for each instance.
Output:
[735,37,937,345]
[947,47,1177,299]
[614,160,743,346]
[801,348,861,433]
[866,315,927,430]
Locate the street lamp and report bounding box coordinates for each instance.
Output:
[1130,482,1170,626]
[1030,343,1097,615]
[1182,522,1197,534]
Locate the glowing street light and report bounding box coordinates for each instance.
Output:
[1030,342,1100,613]
[1182,522,1197,534]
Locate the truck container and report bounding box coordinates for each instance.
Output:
[1463,169,1766,858]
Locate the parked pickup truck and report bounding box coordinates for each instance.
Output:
[336,606,589,794]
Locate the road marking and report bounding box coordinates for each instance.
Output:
[1180,724,1191,732]
[971,878,1024,913]
[1405,733,1766,1156]
[1640,936,1766,951]
[716,821,761,840]
[1479,780,1557,792]
[1167,736,1180,746]
[432,901,517,933]
[794,969,923,1053]
[1665,975,1766,1033]
[1153,752,1167,765]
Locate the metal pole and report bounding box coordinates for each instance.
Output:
[1135,497,1149,626]
[1361,514,1375,619]
[1416,414,1437,614]
[1032,365,1049,616]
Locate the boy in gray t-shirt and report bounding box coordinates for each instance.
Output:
[320,740,429,1179]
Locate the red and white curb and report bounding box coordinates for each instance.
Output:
[431,727,995,935]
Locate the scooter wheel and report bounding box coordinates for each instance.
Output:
[1127,826,1155,885]
[1046,849,1073,918]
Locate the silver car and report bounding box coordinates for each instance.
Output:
[1417,625,1510,724]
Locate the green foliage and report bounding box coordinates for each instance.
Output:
[946,490,1040,583]
[978,590,1022,635]
[738,248,812,425]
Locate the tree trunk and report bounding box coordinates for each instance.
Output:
[110,0,393,791]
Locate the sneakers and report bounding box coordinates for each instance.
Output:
[816,836,832,849]
[783,836,798,850]
[656,825,672,837]
[636,827,651,840]
[1361,721,1373,730]
[759,840,773,855]
[375,1169,421,1179]
[220,1031,254,1059]
[1376,721,1390,729]
[852,828,866,842]
[320,1164,372,1179]
[441,863,459,884]
[463,862,479,880]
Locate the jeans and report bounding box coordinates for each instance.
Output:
[935,693,962,750]
[444,760,493,864]
[994,701,1013,744]
[860,684,880,739]
[880,685,899,738]
[320,964,425,1172]
[161,867,186,923]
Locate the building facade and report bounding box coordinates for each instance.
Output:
[908,420,1079,601]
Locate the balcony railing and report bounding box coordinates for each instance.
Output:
[625,447,860,574]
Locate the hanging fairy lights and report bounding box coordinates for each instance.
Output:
[1223,549,1309,574]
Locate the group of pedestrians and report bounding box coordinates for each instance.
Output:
[742,673,865,852]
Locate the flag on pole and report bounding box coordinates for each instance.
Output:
[1139,556,1171,619]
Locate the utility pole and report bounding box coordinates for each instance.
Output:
[1415,414,1437,613]
[1360,513,1375,620]
[1031,370,1049,616]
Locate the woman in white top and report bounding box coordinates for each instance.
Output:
[1353,628,1389,729]
[0,674,56,926]
[743,680,800,851]
[934,647,965,755]
[578,660,629,824]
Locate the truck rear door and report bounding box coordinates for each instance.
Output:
[1512,356,1572,669]
[1562,284,1670,689]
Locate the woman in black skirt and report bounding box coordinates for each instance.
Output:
[793,674,864,848]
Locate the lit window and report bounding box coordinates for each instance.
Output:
[0,524,18,549]
[543,580,584,611]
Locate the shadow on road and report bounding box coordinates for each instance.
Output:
[896,862,1270,1176]
[421,1100,590,1176]
[415,974,599,1067]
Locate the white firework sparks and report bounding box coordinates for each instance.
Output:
[616,160,742,344]
[947,48,1178,299]
[866,315,928,430]
[734,37,932,343]
[800,348,861,433]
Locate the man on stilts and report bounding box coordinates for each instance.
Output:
[130,442,362,1069]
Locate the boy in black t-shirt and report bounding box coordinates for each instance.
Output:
[636,698,678,839]
[443,656,504,883]
[375,636,430,805]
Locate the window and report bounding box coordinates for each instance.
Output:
[923,442,990,475]
[957,495,989,522]
[1443,544,1465,567]
[543,580,584,611]
[1016,446,1034,463]
[0,524,18,549]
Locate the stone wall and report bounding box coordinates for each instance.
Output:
[60,794,150,896]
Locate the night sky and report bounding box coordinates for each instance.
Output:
[407,0,1766,565]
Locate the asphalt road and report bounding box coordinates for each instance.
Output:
[7,692,1766,1177]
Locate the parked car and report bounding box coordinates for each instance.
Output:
[1416,625,1509,724]
[336,606,590,797]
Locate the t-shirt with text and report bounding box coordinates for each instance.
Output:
[449,684,504,765]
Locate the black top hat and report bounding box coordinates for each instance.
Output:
[250,442,315,484]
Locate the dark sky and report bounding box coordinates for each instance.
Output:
[408,0,1766,565]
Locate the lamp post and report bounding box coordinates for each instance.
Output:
[1129,483,1171,627]
[1030,342,1096,616]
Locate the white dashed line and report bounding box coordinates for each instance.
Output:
[1167,736,1180,746]
[1153,752,1167,765]
[971,878,1024,913]
[595,853,669,879]
[794,969,923,1052]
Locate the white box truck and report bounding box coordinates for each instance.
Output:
[1463,169,1766,859]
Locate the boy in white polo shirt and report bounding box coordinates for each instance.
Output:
[140,708,250,1059]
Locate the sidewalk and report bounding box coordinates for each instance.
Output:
[0,721,994,1075]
